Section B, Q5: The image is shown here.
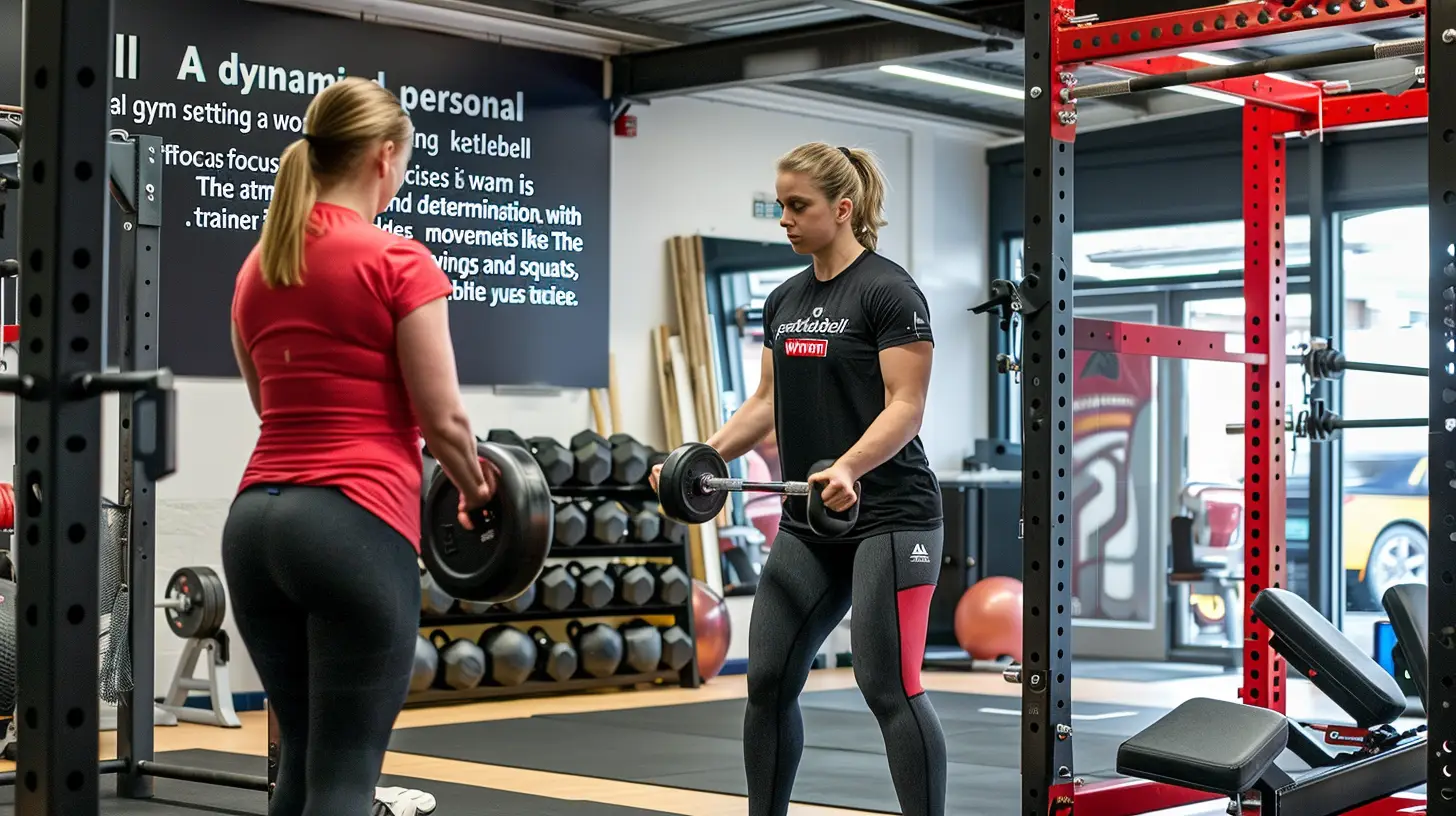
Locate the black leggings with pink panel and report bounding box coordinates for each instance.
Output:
[743,526,947,816]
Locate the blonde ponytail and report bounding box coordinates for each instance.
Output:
[777,142,890,251]
[254,76,414,288]
[257,139,317,288]
[842,148,888,251]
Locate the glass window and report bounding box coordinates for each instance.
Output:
[1337,207,1429,635]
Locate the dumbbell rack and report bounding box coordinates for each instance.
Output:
[408,482,701,705]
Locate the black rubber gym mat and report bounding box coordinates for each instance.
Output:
[386,690,1154,814]
[0,749,677,815]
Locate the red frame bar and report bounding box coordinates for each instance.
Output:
[1073,317,1268,364]
[1056,0,1427,63]
[2,325,16,345]
[1241,103,1288,714]
[1071,778,1220,815]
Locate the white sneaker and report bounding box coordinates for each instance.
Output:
[373,786,438,815]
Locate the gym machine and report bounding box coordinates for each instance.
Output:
[1,35,275,807]
[978,0,1447,812]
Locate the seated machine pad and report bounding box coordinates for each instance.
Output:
[1252,588,1406,728]
[1117,698,1288,797]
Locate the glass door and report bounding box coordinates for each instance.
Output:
[1170,291,1312,661]
[1067,297,1171,661]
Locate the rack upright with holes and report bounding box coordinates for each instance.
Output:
[1000,1,1447,813]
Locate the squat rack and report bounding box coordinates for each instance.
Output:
[1004,0,1445,813]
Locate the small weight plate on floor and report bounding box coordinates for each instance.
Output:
[165,566,225,640]
[656,443,727,524]
[422,441,554,604]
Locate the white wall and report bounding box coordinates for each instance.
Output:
[0,87,992,696]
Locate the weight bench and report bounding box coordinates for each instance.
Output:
[1117,587,1425,815]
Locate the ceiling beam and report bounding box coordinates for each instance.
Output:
[813,0,991,40]
[790,78,1024,133]
[610,2,1021,100]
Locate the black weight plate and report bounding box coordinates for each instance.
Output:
[656,443,727,524]
[195,568,227,640]
[165,567,222,639]
[423,441,553,604]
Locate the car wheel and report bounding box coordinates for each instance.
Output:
[1362,523,1428,609]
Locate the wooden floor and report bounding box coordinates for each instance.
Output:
[0,666,1354,815]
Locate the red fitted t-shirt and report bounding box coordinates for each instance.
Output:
[231,202,452,550]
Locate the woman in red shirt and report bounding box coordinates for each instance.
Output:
[227,76,492,816]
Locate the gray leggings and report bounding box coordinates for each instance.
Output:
[221,484,420,816]
[744,526,947,816]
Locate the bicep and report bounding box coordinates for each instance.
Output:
[395,297,462,430]
[869,280,934,350]
[879,342,933,406]
[754,346,775,403]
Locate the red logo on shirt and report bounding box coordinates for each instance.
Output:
[785,339,828,357]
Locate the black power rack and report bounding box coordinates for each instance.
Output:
[409,479,702,704]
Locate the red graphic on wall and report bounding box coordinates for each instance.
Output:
[1071,350,1154,623]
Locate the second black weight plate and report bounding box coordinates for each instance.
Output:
[656,443,727,524]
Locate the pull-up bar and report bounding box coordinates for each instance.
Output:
[1068,36,1424,101]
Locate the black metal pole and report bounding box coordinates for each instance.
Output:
[1332,417,1426,429]
[17,0,113,813]
[1431,1,1456,808]
[134,762,271,793]
[1070,37,1424,100]
[1022,0,1074,811]
[1336,360,1428,378]
[115,133,163,802]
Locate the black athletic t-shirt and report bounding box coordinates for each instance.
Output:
[761,249,943,543]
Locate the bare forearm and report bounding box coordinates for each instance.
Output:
[837,399,924,480]
[706,395,776,463]
[424,413,485,495]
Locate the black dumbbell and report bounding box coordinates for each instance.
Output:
[528,626,579,682]
[479,625,537,687]
[624,502,662,543]
[585,499,629,545]
[619,619,664,674]
[609,563,657,607]
[659,515,688,545]
[607,433,651,485]
[655,564,691,606]
[570,430,612,485]
[567,620,624,678]
[527,436,574,486]
[411,634,439,693]
[569,562,614,609]
[554,499,588,548]
[537,564,579,611]
[421,572,454,617]
[659,625,694,671]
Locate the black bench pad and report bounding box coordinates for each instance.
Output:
[1253,588,1406,728]
[1382,583,1428,710]
[1117,698,1288,797]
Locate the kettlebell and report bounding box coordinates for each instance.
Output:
[528,625,579,682]
[567,620,624,678]
[433,630,487,690]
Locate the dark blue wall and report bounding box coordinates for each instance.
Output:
[2,0,612,387]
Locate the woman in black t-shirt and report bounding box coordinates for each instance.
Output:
[652,142,946,816]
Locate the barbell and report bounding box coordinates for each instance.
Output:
[655,443,861,537]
